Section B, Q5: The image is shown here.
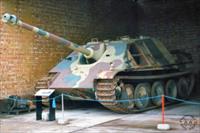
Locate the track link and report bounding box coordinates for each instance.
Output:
[96,80,127,113]
[35,73,58,91]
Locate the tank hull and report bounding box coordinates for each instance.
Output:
[35,37,195,113]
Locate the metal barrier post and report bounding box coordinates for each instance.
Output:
[162,95,165,124]
[57,93,67,124]
[62,93,64,120]
[157,95,170,130]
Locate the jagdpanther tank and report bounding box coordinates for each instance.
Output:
[2,13,195,113]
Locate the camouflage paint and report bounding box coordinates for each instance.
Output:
[63,74,81,86]
[49,41,128,89]
[37,29,49,37]
[50,52,78,72]
[110,41,127,56]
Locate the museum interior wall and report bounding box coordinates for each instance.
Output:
[0,0,199,99]
[136,0,200,93]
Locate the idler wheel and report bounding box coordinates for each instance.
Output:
[165,80,177,101]
[151,81,164,106]
[177,77,189,98]
[187,74,195,96]
[134,83,150,109]
[117,84,134,110]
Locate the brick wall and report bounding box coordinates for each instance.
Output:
[136,0,200,66]
[135,0,200,90]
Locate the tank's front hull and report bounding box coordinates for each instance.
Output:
[53,88,95,100]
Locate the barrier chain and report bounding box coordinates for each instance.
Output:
[4,93,200,105]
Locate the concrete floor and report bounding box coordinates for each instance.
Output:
[0,100,200,133]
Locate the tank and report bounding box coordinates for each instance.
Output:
[2,13,195,113]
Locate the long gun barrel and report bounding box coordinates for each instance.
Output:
[1,13,93,58]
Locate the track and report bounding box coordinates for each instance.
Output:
[95,70,195,113]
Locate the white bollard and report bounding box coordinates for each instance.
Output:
[42,111,49,121]
[58,118,68,125]
[157,124,170,130]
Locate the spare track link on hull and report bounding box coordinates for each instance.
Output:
[96,72,194,113]
[35,73,57,91]
[96,80,160,113]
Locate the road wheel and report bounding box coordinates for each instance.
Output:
[134,83,150,109]
[151,81,164,106]
[177,77,189,98]
[187,74,195,96]
[118,84,134,110]
[165,80,177,101]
